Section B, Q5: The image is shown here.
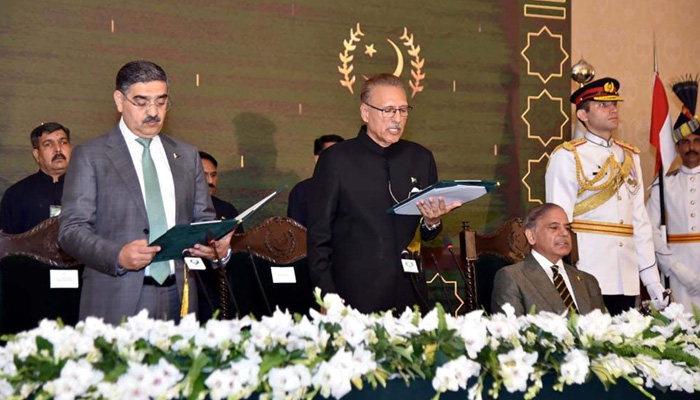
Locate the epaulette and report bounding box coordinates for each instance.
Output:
[553,138,586,154]
[666,166,681,177]
[614,139,640,154]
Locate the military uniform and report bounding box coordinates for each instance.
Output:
[546,132,660,297]
[645,77,700,311]
[647,167,700,310]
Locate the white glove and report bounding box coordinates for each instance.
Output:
[645,282,669,310]
[671,262,700,297]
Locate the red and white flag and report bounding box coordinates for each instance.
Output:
[649,72,676,177]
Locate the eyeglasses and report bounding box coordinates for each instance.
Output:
[364,102,412,119]
[120,91,171,111]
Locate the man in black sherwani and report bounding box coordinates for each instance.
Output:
[308,73,461,314]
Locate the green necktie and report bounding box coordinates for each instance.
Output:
[136,137,170,284]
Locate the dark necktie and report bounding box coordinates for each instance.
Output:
[136,137,170,284]
[551,265,578,313]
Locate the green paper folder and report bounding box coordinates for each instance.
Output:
[387,180,499,215]
[150,186,286,262]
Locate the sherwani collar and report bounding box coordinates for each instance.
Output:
[680,164,700,175]
[357,125,402,156]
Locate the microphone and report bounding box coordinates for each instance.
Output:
[430,252,454,315]
[443,236,473,308]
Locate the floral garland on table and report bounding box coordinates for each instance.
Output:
[1,289,700,400]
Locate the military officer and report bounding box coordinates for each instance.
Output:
[546,77,667,315]
[647,77,700,311]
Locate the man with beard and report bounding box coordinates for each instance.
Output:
[307,73,461,314]
[1,122,72,234]
[59,61,232,324]
[492,203,605,316]
[647,77,700,311]
[545,77,666,315]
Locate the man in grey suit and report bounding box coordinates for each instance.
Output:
[492,203,605,316]
[59,61,232,324]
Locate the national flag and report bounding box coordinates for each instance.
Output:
[649,72,675,177]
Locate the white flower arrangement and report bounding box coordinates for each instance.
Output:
[0,287,699,400]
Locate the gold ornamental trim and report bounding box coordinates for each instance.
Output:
[572,150,634,217]
[571,220,633,237]
[667,233,700,244]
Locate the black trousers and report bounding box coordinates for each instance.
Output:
[603,294,636,315]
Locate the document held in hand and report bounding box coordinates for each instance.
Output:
[387,180,498,215]
[149,186,286,262]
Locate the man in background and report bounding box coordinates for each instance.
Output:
[200,151,243,224]
[0,122,76,334]
[287,135,344,227]
[647,77,700,311]
[198,151,242,321]
[1,122,71,233]
[546,77,666,315]
[492,203,605,316]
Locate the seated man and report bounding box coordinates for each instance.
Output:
[492,203,605,316]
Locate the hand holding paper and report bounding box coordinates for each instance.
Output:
[149,186,286,262]
[416,197,462,225]
[118,239,160,270]
[187,230,233,261]
[387,180,498,216]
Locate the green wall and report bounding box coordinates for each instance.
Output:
[0,0,572,233]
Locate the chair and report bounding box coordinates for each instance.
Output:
[0,217,82,334]
[225,216,311,318]
[460,219,530,314]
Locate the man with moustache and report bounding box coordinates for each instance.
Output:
[198,151,242,321]
[308,73,461,314]
[1,122,72,234]
[546,78,666,315]
[199,151,243,226]
[492,203,605,316]
[647,78,700,311]
[59,61,232,324]
[0,122,76,334]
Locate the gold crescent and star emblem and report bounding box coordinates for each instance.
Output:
[338,23,425,98]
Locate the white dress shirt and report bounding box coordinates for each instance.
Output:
[530,249,579,310]
[119,118,176,275]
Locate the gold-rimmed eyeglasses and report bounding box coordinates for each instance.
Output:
[120,91,171,111]
[364,102,412,119]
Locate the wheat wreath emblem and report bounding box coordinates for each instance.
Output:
[337,24,425,98]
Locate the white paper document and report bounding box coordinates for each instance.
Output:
[388,180,498,215]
